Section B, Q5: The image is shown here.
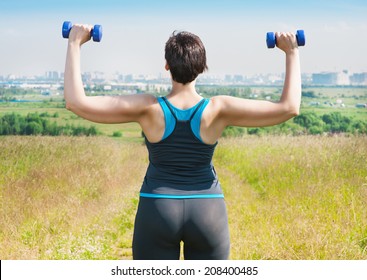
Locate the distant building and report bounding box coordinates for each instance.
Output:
[224,75,232,83]
[337,70,350,85]
[301,73,313,84]
[233,75,244,83]
[124,74,133,83]
[45,71,59,80]
[350,72,367,86]
[312,72,337,85]
[82,72,92,82]
[312,70,350,86]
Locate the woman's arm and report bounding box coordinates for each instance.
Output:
[214,32,301,128]
[64,24,154,124]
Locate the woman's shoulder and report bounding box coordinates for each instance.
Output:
[205,95,226,111]
[135,94,160,107]
[131,94,161,117]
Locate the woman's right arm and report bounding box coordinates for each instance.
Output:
[64,24,155,124]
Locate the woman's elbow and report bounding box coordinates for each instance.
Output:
[287,106,300,118]
[64,95,87,113]
[281,103,300,119]
[65,100,77,112]
[65,101,72,111]
[65,100,84,114]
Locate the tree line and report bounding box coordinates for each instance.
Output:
[222,111,367,137]
[1,111,365,137]
[0,112,99,136]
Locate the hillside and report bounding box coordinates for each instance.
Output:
[1,135,366,259]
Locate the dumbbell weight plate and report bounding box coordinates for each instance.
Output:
[266,32,276,48]
[92,25,103,42]
[296,30,306,46]
[62,21,72,38]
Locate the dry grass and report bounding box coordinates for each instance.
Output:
[0,135,366,259]
[215,135,367,259]
[0,136,146,259]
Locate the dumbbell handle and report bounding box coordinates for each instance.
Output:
[62,21,102,42]
[266,30,305,48]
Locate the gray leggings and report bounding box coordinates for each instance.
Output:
[132,197,230,260]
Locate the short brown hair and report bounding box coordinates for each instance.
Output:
[165,31,208,84]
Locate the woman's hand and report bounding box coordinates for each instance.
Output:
[68,24,92,46]
[275,32,298,54]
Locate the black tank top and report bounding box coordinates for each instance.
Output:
[140,97,223,198]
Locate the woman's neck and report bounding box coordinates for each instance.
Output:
[166,80,202,109]
[170,80,197,95]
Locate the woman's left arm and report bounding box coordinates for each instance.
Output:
[213,32,301,128]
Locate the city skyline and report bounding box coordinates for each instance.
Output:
[1,0,367,77]
[1,68,366,87]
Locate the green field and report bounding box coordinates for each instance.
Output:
[0,135,366,259]
[1,85,366,139]
[0,100,143,141]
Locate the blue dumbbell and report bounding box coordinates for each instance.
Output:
[266,30,305,48]
[62,21,103,42]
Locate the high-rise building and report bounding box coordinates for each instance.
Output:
[312,71,350,86]
[350,72,367,86]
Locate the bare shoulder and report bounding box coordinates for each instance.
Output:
[206,95,225,111]
[135,93,163,125]
[203,94,239,128]
[206,95,235,117]
[140,94,161,115]
[123,93,160,118]
[210,95,244,107]
[129,93,158,109]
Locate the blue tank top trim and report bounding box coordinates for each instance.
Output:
[157,97,209,142]
[140,193,224,199]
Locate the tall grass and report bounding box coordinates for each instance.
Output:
[215,135,367,259]
[0,135,366,259]
[0,136,146,259]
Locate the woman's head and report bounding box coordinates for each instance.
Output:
[165,31,208,85]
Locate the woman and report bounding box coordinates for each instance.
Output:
[64,26,301,260]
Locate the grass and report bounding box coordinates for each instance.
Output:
[216,136,367,259]
[0,136,146,259]
[1,135,366,260]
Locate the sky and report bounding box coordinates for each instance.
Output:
[0,0,367,77]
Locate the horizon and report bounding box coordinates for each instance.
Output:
[0,68,365,79]
[1,0,367,77]
[2,69,366,88]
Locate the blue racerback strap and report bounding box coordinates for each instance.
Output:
[162,97,205,122]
